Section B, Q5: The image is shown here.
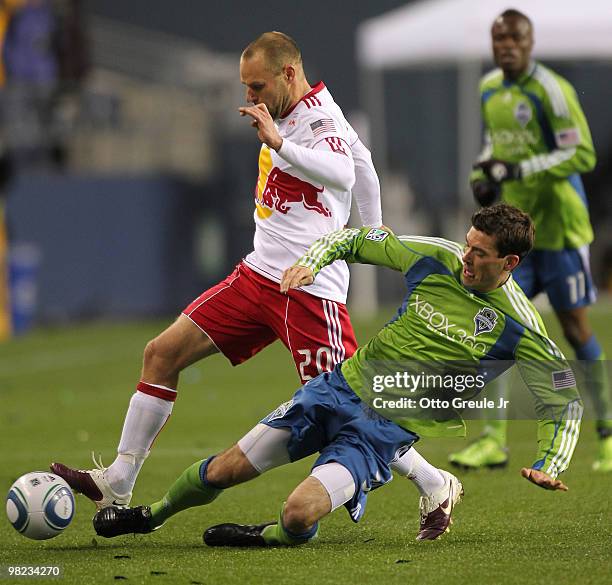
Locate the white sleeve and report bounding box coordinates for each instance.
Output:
[351,138,382,227]
[276,137,355,192]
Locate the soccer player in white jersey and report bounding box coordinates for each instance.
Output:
[51,32,455,534]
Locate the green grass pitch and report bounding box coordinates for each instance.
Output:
[1,306,611,584]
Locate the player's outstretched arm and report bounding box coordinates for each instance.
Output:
[520,467,568,491]
[280,266,314,293]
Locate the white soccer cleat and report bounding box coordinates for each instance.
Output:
[50,453,132,510]
[416,469,463,541]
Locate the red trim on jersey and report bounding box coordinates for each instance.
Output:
[280,81,326,119]
[313,136,350,149]
[324,137,348,156]
[137,381,177,402]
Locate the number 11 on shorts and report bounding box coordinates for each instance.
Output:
[566,271,585,305]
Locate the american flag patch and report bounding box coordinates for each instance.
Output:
[310,118,336,137]
[552,369,576,390]
[555,127,581,148]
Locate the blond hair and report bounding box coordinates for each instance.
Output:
[242,31,302,74]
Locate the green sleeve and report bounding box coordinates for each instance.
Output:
[520,77,596,180]
[295,228,464,278]
[514,334,583,478]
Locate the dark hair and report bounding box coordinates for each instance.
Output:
[471,203,534,261]
[498,8,532,29]
[242,31,302,75]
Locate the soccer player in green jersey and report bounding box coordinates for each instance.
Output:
[454,9,611,472]
[91,204,581,547]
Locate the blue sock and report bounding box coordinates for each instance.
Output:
[573,336,611,433]
[573,335,602,361]
[282,520,319,543]
[199,456,223,488]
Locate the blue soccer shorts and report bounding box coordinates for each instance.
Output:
[261,365,418,522]
[514,246,596,310]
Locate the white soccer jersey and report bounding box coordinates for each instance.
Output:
[244,82,369,304]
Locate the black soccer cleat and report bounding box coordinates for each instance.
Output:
[203,522,276,547]
[93,505,154,538]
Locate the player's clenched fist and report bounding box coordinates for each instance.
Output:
[280,265,314,293]
[520,467,568,491]
[471,179,501,207]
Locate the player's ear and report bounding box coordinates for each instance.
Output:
[283,65,296,83]
[504,254,520,272]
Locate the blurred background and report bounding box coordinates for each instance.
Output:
[1,0,611,339]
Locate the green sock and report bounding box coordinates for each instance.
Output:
[149,459,222,529]
[261,504,319,546]
[483,419,507,446]
[482,377,508,446]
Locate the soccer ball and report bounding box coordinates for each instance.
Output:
[6,472,75,540]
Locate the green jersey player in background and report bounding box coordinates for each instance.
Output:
[91,205,581,547]
[456,9,611,472]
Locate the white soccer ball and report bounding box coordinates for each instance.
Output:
[6,472,75,540]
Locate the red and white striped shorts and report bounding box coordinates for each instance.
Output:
[182,262,357,383]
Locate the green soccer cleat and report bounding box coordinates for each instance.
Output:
[592,435,612,472]
[448,436,509,470]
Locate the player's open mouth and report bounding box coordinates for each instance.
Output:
[463,267,475,279]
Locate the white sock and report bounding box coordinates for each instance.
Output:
[390,448,445,496]
[105,391,173,495]
[105,454,141,496]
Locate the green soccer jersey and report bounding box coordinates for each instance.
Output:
[471,61,596,250]
[297,227,582,477]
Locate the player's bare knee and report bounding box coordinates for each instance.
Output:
[283,495,315,533]
[143,337,166,365]
[143,337,180,376]
[142,338,154,363]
